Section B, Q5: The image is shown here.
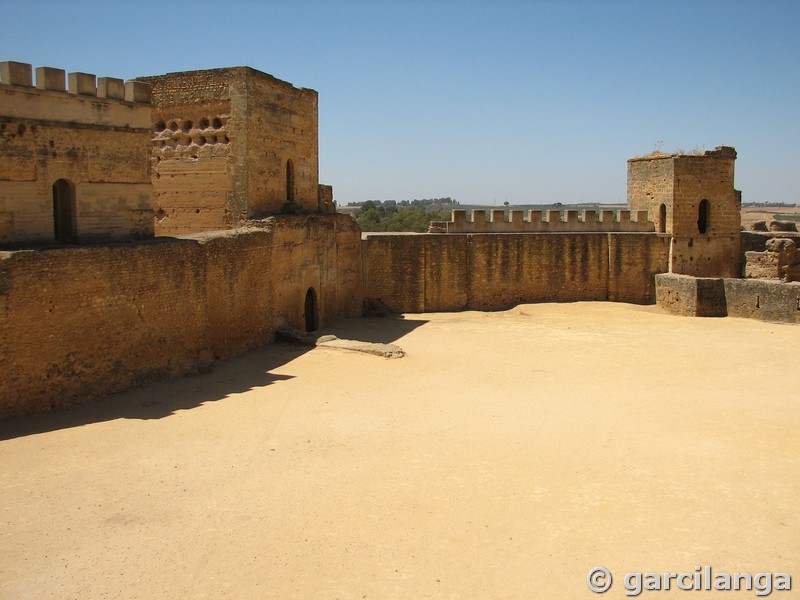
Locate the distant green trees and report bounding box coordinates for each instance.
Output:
[347,197,459,208]
[356,201,449,232]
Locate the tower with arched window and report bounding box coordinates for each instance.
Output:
[627,146,741,277]
[139,66,336,236]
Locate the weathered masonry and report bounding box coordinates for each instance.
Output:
[362,231,669,312]
[627,147,741,278]
[1,57,794,421]
[0,61,153,246]
[138,67,334,236]
[0,215,362,419]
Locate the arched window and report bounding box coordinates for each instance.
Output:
[52,179,76,243]
[658,203,667,233]
[698,199,710,234]
[286,159,295,203]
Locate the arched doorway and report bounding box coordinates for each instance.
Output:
[658,203,667,233]
[52,179,75,243]
[697,199,710,234]
[304,287,318,332]
[286,159,295,203]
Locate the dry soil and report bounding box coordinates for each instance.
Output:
[1,303,797,599]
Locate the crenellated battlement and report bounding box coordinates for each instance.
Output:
[0,60,154,247]
[0,60,151,103]
[430,208,654,233]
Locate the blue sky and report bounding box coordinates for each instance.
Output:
[2,0,798,205]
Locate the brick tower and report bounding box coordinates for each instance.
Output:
[628,146,741,278]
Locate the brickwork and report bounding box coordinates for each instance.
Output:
[244,69,320,216]
[140,67,326,236]
[627,154,674,234]
[0,214,362,418]
[0,61,153,246]
[628,147,741,278]
[362,232,670,313]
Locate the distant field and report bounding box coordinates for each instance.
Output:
[741,205,800,228]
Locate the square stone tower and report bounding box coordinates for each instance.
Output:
[139,67,330,236]
[628,146,741,278]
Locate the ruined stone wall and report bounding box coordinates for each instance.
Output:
[244,69,319,216]
[362,232,669,312]
[655,273,800,324]
[0,62,153,246]
[140,69,240,235]
[723,278,800,323]
[654,274,728,317]
[0,215,362,418]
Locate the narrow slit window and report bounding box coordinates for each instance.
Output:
[286,159,295,202]
[698,199,710,234]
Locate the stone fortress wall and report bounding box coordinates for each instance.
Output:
[0,61,153,246]
[0,223,666,417]
[1,61,796,419]
[0,62,357,418]
[362,232,669,312]
[0,215,362,417]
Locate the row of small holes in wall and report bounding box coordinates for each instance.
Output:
[157,135,229,148]
[155,117,224,133]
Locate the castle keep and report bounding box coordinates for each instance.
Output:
[1,61,797,419]
[138,67,334,235]
[0,61,153,246]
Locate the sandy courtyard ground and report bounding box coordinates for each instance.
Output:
[1,303,797,599]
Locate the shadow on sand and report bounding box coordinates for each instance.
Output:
[0,315,427,441]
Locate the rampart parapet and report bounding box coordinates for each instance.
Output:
[429,208,654,233]
[1,60,150,103]
[0,60,153,246]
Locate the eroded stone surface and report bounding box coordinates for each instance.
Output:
[628,147,742,278]
[139,67,334,236]
[0,61,153,246]
[316,335,405,359]
[745,237,800,282]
